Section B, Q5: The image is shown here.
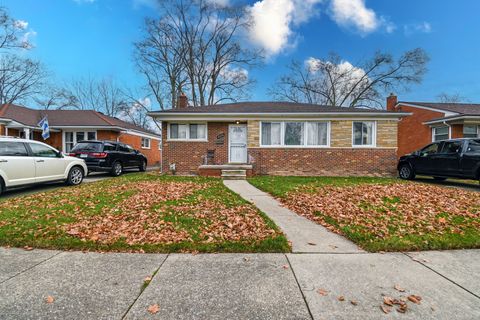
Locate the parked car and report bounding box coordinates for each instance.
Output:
[398,138,480,182]
[69,140,147,176]
[0,137,88,195]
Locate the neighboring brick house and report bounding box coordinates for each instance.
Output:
[149,98,409,177]
[0,104,162,166]
[387,95,480,157]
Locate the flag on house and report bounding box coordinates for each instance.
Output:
[37,116,50,140]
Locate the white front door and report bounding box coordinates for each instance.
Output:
[229,124,247,163]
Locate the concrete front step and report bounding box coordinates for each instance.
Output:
[221,169,247,180]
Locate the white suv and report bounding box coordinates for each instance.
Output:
[0,137,88,195]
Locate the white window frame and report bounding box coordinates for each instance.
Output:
[167,122,208,141]
[259,121,331,148]
[463,125,480,138]
[62,130,97,152]
[432,125,450,142]
[141,137,151,149]
[352,121,377,148]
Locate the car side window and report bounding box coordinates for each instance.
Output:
[103,143,117,151]
[28,143,58,158]
[420,143,440,156]
[126,145,135,153]
[0,142,29,156]
[118,144,129,152]
[466,140,480,153]
[441,141,463,154]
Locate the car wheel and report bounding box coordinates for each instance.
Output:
[0,178,4,196]
[111,161,123,177]
[66,166,84,186]
[433,177,447,181]
[139,160,147,172]
[398,164,415,180]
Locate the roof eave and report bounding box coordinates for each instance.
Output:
[396,102,459,116]
[424,115,480,125]
[148,111,411,121]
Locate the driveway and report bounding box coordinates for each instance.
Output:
[1,168,160,199]
[414,176,480,192]
[0,248,478,319]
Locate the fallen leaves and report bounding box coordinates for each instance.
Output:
[380,305,391,314]
[147,304,160,314]
[59,179,279,248]
[408,295,422,304]
[394,284,406,292]
[45,296,54,304]
[280,183,480,247]
[317,288,329,296]
[383,296,394,306]
[337,295,345,302]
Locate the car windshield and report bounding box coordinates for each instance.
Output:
[71,142,103,152]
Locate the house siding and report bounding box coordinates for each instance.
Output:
[248,148,396,176]
[395,104,445,157]
[161,122,229,174]
[162,120,399,177]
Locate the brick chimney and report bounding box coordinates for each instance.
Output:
[386,93,398,111]
[176,92,188,109]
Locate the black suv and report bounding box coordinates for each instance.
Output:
[69,140,147,176]
[398,138,480,182]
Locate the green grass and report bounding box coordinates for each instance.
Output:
[248,175,480,252]
[248,175,397,198]
[0,173,289,253]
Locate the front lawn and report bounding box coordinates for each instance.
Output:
[0,173,289,253]
[249,176,480,252]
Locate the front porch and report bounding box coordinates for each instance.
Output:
[198,164,254,179]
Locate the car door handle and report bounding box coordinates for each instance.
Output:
[36,160,45,163]
[0,159,7,163]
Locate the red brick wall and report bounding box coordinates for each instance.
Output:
[42,132,63,150]
[161,121,397,176]
[162,122,229,174]
[396,104,446,157]
[118,133,161,166]
[97,130,119,141]
[248,148,397,177]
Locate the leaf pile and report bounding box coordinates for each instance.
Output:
[281,183,480,250]
[0,174,288,252]
[166,201,277,242]
[63,181,204,244]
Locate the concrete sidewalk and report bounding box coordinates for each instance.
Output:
[224,180,361,253]
[0,248,479,319]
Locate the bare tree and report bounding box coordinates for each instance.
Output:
[134,17,186,110]
[436,92,468,103]
[269,48,429,108]
[0,7,33,51]
[60,77,127,116]
[135,0,260,109]
[0,54,47,105]
[34,86,76,109]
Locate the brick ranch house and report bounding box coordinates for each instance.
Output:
[387,95,480,157]
[149,98,410,177]
[0,104,162,165]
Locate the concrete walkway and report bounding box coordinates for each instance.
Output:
[224,180,361,253]
[0,248,479,319]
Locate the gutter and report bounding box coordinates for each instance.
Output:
[148,111,412,117]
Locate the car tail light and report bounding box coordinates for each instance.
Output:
[68,153,76,156]
[89,152,108,158]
